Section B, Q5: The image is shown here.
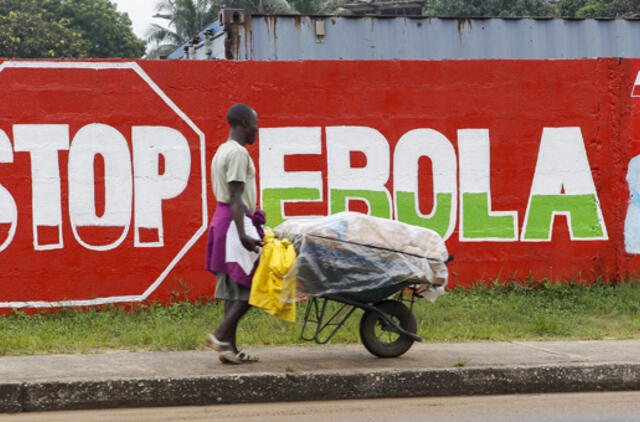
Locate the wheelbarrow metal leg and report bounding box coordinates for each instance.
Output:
[324,294,423,342]
[301,297,358,344]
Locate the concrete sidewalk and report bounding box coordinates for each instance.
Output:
[2,339,640,413]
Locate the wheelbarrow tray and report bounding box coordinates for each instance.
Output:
[289,234,444,300]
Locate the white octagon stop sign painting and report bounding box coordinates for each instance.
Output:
[0,61,207,308]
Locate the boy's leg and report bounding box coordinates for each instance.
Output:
[215,300,251,352]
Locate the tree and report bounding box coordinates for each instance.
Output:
[41,0,146,58]
[556,0,640,17]
[0,0,145,59]
[223,0,295,14]
[288,0,326,14]
[0,0,88,58]
[146,0,221,58]
[146,0,328,57]
[556,0,585,16]
[425,0,556,17]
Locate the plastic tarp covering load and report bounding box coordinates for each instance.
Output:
[274,212,449,302]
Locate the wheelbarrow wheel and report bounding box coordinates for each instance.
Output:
[359,300,417,358]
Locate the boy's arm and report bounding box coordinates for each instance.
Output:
[228,181,261,252]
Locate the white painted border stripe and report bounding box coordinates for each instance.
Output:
[632,71,640,97]
[0,61,136,70]
[0,296,141,309]
[0,60,208,309]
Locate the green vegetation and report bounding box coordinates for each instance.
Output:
[425,0,555,18]
[452,358,470,367]
[556,0,640,18]
[0,0,87,59]
[0,0,145,59]
[146,0,221,58]
[41,0,147,58]
[424,0,640,17]
[147,0,307,58]
[417,280,640,341]
[2,280,640,356]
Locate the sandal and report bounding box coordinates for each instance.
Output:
[206,334,231,352]
[221,349,259,364]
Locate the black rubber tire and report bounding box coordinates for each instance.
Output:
[359,300,417,358]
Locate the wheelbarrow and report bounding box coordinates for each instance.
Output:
[292,233,449,358]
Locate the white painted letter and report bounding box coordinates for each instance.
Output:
[458,129,518,241]
[68,124,133,251]
[326,126,392,218]
[14,124,69,250]
[0,129,17,253]
[133,126,190,247]
[259,127,323,227]
[521,127,608,241]
[393,129,457,239]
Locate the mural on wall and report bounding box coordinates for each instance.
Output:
[0,58,638,310]
[0,61,207,309]
[626,155,640,253]
[260,126,608,242]
[625,71,640,254]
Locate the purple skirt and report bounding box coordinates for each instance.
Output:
[205,203,265,287]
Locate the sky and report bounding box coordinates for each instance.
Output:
[111,0,164,40]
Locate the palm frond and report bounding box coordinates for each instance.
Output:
[145,22,183,44]
[145,43,183,58]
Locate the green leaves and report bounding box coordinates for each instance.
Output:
[425,0,555,17]
[425,0,640,17]
[146,0,220,58]
[42,0,147,58]
[0,0,86,58]
[0,0,146,59]
[145,0,324,58]
[559,0,640,17]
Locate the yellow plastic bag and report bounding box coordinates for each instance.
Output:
[249,229,297,322]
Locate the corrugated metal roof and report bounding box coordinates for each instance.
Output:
[171,14,640,60]
[167,20,223,59]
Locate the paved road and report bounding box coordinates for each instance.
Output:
[3,392,640,422]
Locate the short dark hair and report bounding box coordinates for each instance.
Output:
[227,103,255,127]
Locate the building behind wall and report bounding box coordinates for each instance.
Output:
[170,9,640,60]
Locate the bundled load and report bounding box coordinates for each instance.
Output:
[249,230,298,322]
[274,212,449,302]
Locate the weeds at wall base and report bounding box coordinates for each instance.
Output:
[2,279,640,356]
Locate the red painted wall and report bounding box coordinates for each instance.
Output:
[0,58,639,310]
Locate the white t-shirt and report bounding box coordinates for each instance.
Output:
[211,140,257,213]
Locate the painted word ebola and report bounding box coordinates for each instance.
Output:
[0,124,190,252]
[260,126,608,242]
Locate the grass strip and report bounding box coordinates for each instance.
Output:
[2,280,640,356]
